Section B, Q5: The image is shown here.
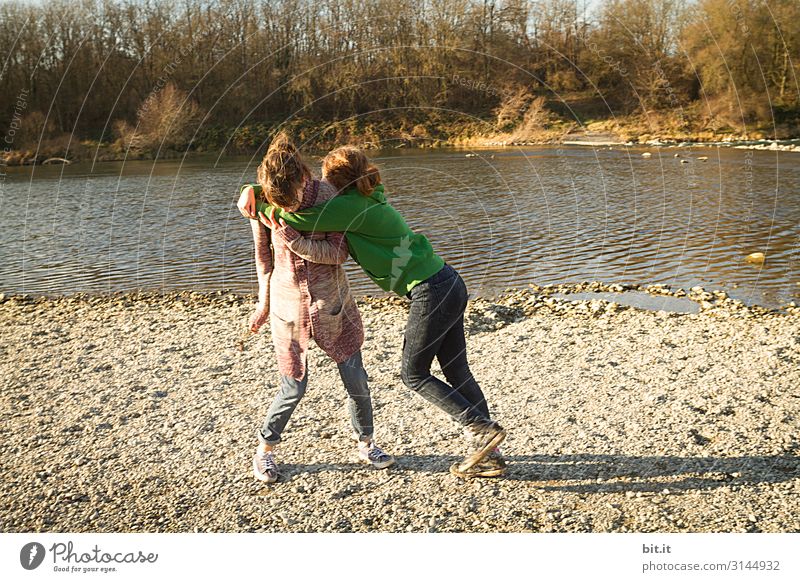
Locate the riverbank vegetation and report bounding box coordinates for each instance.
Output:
[1,0,799,164]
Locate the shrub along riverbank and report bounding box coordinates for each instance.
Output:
[3,105,799,167]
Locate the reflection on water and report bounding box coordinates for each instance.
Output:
[1,147,799,308]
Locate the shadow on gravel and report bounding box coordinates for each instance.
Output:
[277,462,368,480]
[279,454,799,493]
[499,454,800,492]
[273,454,799,493]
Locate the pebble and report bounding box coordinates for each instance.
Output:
[1,288,797,534]
[745,252,766,264]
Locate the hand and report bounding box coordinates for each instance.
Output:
[237,186,257,219]
[258,207,288,231]
[249,303,269,332]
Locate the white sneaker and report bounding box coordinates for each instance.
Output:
[253,449,279,483]
[357,441,396,469]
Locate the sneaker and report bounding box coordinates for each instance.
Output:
[463,428,507,463]
[253,449,279,483]
[357,441,396,469]
[487,447,507,470]
[457,421,507,472]
[449,455,506,478]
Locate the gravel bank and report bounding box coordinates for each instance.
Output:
[1,288,798,533]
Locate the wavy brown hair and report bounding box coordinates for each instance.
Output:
[322,146,381,196]
[256,132,311,210]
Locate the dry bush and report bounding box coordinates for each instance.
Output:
[1,111,78,161]
[115,83,201,151]
[494,85,535,130]
[512,96,551,140]
[112,119,138,150]
[495,84,554,136]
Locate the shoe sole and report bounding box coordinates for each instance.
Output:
[449,462,506,479]
[253,469,278,483]
[357,455,396,469]
[457,428,507,472]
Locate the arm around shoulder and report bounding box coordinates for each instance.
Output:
[275,193,369,233]
[275,226,349,265]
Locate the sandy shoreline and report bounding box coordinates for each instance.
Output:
[1,288,798,533]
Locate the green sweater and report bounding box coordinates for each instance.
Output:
[245,183,444,296]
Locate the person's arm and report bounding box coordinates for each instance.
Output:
[240,182,370,233]
[238,184,259,219]
[248,218,272,332]
[247,188,369,233]
[272,226,349,265]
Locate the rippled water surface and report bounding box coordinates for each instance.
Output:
[2,146,799,307]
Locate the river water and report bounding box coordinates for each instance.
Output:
[1,146,798,307]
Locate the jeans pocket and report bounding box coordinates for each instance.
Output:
[432,273,467,318]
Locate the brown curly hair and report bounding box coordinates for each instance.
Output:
[322,146,381,196]
[256,132,311,210]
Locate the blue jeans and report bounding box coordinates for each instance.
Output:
[257,350,374,445]
[401,264,492,427]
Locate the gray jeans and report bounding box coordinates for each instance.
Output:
[257,350,374,445]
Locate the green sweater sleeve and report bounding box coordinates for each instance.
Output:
[248,183,368,233]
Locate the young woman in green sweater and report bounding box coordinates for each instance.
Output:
[238,145,506,478]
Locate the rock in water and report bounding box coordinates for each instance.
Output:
[641,152,652,158]
[745,252,766,264]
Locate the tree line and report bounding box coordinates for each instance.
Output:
[1,0,798,158]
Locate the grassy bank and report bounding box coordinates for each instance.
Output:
[4,100,799,167]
